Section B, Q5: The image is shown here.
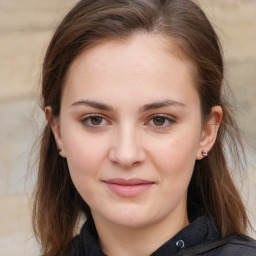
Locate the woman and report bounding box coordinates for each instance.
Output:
[33,0,256,255]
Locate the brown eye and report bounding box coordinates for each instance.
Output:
[81,115,109,127]
[146,115,175,129]
[90,116,103,125]
[153,116,166,126]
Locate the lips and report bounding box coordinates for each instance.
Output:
[103,178,154,197]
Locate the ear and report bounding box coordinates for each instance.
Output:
[196,106,223,160]
[44,106,66,158]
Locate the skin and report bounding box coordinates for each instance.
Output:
[47,33,222,256]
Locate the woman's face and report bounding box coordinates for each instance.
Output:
[51,33,218,229]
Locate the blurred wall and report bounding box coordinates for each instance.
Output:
[198,0,256,145]
[0,0,255,255]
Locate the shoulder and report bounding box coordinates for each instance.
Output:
[181,235,256,256]
[216,235,256,255]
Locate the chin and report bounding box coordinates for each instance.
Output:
[111,216,151,228]
[103,205,158,229]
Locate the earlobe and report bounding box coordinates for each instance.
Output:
[196,106,223,160]
[44,106,66,158]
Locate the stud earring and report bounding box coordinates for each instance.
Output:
[201,150,208,157]
[57,147,62,153]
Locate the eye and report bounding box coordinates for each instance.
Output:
[81,114,110,127]
[90,116,103,125]
[152,116,167,126]
[146,115,175,129]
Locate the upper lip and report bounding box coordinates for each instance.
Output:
[103,178,154,185]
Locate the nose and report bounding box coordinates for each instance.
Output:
[108,125,146,169]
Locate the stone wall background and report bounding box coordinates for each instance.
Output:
[0,0,255,255]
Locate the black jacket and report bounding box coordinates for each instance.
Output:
[72,214,256,256]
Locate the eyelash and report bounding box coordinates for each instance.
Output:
[81,114,110,128]
[146,114,176,130]
[80,114,176,129]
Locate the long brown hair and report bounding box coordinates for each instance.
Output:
[32,0,250,255]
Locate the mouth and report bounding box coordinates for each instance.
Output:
[103,178,155,197]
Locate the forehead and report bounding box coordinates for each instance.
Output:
[67,33,196,80]
[62,33,199,107]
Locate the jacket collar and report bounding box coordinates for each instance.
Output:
[76,211,220,256]
[151,214,220,255]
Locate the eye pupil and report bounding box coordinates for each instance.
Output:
[153,117,165,126]
[91,116,103,125]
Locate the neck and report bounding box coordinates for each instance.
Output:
[92,210,189,256]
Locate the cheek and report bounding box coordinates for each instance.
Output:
[150,135,198,205]
[63,133,110,205]
[61,127,109,181]
[148,130,200,180]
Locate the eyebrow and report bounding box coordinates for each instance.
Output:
[70,100,113,111]
[140,100,187,112]
[70,99,186,112]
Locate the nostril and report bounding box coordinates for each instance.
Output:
[108,148,145,169]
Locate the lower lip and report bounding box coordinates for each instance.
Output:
[105,183,153,197]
